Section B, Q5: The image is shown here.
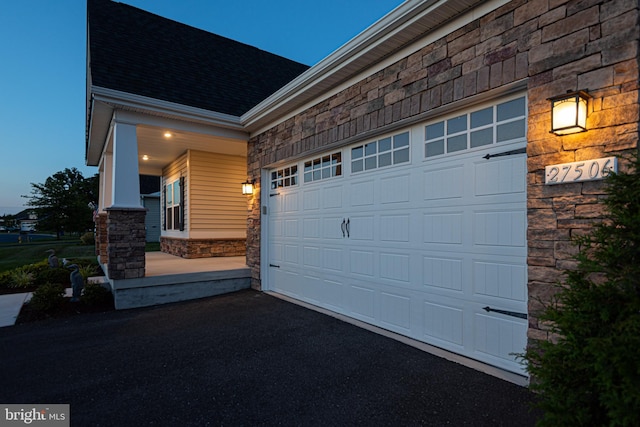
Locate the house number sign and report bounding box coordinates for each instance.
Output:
[545,157,617,185]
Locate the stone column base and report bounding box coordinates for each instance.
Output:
[160,237,246,259]
[106,207,146,280]
[95,213,108,263]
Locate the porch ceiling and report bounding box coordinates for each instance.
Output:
[136,125,247,176]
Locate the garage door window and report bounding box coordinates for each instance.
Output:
[425,96,526,158]
[351,131,410,173]
[304,152,342,183]
[271,165,298,189]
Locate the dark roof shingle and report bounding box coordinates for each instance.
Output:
[87,0,310,116]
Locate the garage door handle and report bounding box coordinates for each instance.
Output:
[341,219,346,237]
[346,218,350,238]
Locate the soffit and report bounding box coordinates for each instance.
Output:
[136,125,246,176]
[243,0,489,133]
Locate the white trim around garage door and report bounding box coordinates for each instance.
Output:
[260,92,529,381]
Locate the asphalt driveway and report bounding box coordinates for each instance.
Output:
[0,290,541,426]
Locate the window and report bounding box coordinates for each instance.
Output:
[271,165,298,189]
[351,131,410,173]
[164,177,183,231]
[425,96,526,158]
[304,152,342,183]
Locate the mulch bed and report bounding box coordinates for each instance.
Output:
[16,297,115,324]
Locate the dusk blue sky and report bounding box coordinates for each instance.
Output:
[0,0,403,215]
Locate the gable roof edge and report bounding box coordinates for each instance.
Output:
[92,86,244,129]
[242,0,508,134]
[86,85,246,166]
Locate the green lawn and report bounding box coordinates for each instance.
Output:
[0,237,161,274]
[0,239,96,273]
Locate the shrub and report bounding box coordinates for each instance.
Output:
[28,283,65,313]
[22,260,49,276]
[522,155,640,426]
[35,267,71,288]
[80,232,95,246]
[77,264,98,281]
[0,271,12,289]
[8,268,35,289]
[81,283,112,307]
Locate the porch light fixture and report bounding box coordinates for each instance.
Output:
[242,180,254,195]
[549,90,591,135]
[142,155,149,161]
[164,131,172,138]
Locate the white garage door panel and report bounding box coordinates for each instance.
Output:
[272,268,300,297]
[423,300,464,347]
[303,188,320,210]
[283,244,299,264]
[423,165,465,201]
[350,250,375,277]
[349,180,375,206]
[379,291,412,332]
[473,208,526,249]
[380,215,410,242]
[323,247,344,272]
[322,217,345,239]
[348,216,374,240]
[348,284,376,321]
[422,255,464,292]
[473,258,527,302]
[303,246,322,268]
[380,174,411,204]
[423,212,464,245]
[302,218,321,238]
[474,311,528,370]
[322,185,344,209]
[379,252,411,283]
[474,156,526,197]
[267,127,528,375]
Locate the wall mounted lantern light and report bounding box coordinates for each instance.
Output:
[242,180,254,195]
[549,90,591,135]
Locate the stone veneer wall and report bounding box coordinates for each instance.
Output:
[247,0,639,346]
[521,0,639,342]
[161,237,246,259]
[106,208,146,280]
[95,212,108,264]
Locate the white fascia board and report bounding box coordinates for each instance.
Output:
[242,0,510,135]
[241,0,426,127]
[91,86,244,131]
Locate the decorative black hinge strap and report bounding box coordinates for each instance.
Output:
[483,147,526,159]
[483,306,527,319]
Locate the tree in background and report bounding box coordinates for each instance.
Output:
[23,168,98,238]
[523,156,640,426]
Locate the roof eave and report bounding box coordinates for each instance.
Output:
[242,0,503,134]
[85,85,246,166]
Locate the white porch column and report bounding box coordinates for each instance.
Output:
[111,121,141,208]
[100,154,113,210]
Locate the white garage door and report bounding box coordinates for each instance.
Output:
[265,96,528,374]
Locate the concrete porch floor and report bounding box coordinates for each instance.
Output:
[144,251,249,276]
[105,252,252,310]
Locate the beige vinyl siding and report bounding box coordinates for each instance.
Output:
[188,150,246,237]
[162,152,188,233]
